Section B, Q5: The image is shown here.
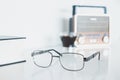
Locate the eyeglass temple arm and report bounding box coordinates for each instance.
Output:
[84,51,100,62]
[31,49,62,57]
[47,49,62,56]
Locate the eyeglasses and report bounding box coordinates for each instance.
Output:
[31,49,100,71]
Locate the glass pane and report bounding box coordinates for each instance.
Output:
[60,53,84,71]
[33,52,52,67]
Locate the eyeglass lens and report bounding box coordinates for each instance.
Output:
[60,53,84,71]
[33,52,52,68]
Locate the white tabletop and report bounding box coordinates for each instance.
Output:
[0,44,119,80]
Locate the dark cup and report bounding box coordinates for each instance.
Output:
[61,35,76,47]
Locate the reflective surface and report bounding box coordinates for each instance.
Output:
[0,45,120,80]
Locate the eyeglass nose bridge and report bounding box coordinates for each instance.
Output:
[52,55,60,58]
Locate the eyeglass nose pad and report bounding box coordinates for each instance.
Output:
[98,52,100,60]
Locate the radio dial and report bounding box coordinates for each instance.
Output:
[103,36,109,43]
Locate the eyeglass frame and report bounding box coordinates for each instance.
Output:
[31,49,100,71]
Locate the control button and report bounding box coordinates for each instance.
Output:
[103,36,109,43]
[78,36,85,44]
